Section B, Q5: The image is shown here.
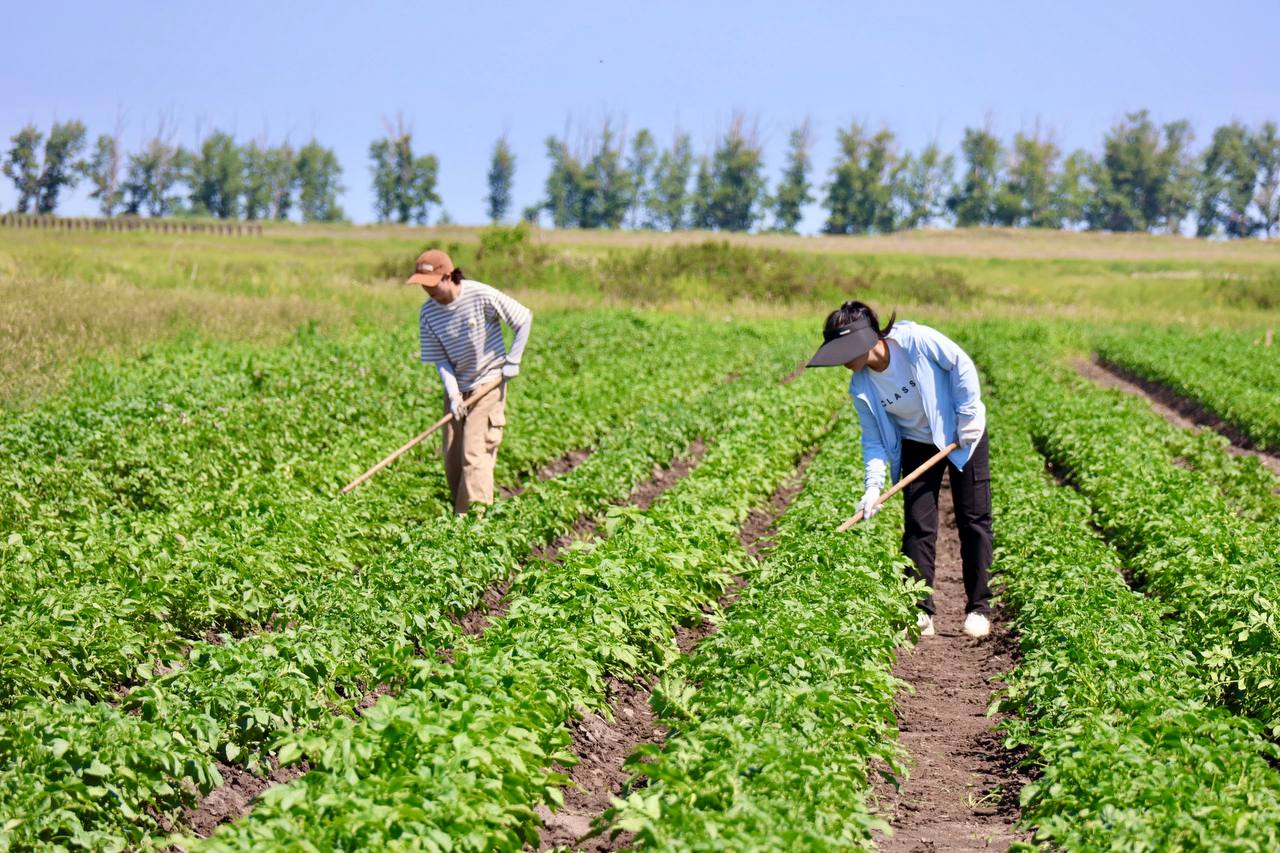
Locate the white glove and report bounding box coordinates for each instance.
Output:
[858,487,882,520]
[501,362,520,380]
[958,417,984,448]
[449,394,467,421]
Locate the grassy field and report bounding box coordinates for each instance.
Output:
[3,222,1280,850]
[3,223,1277,409]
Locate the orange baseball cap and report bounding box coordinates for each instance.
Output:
[407,249,454,286]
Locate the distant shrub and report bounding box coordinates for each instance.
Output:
[1206,273,1280,310]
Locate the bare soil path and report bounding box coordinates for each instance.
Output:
[1075,356,1280,479]
[874,488,1027,852]
[535,450,817,851]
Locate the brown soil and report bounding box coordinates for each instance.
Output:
[1076,356,1280,478]
[535,448,818,851]
[535,677,665,852]
[628,439,706,511]
[500,448,594,499]
[528,439,708,566]
[455,443,704,638]
[873,488,1028,852]
[182,755,310,838]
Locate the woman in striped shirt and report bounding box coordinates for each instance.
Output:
[410,249,533,515]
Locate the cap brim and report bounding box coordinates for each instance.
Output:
[806,325,879,367]
[407,272,448,286]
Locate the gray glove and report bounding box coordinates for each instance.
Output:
[501,362,520,380]
[449,394,467,421]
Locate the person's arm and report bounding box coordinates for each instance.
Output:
[854,394,890,520]
[421,310,465,418]
[436,362,461,401]
[855,395,890,492]
[490,291,533,372]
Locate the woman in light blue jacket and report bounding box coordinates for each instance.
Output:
[808,300,992,639]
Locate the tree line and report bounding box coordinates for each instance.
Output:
[2,119,344,222]
[513,111,1279,238]
[5,111,1279,238]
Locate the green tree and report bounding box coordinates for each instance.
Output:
[80,131,125,217]
[998,132,1060,228]
[689,155,716,229]
[541,136,588,228]
[242,141,297,221]
[625,128,657,228]
[947,127,1003,227]
[704,116,766,231]
[485,136,515,223]
[647,132,692,230]
[1155,120,1197,233]
[3,125,43,213]
[770,120,814,233]
[1090,110,1193,233]
[1053,149,1094,229]
[1249,121,1280,237]
[35,120,88,214]
[295,140,345,222]
[121,118,185,217]
[823,123,901,234]
[370,124,440,224]
[895,142,953,230]
[584,123,631,228]
[189,131,243,219]
[1196,122,1258,237]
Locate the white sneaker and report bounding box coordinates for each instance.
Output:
[916,612,935,637]
[963,611,991,639]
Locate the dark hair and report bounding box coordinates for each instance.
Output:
[448,268,465,284]
[823,300,895,340]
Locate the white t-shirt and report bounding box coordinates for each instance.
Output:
[866,339,933,443]
[419,280,532,390]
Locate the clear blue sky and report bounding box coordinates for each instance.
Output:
[3,0,1277,232]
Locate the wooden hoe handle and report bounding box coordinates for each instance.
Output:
[836,442,960,532]
[339,378,503,495]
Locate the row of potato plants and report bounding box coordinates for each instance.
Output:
[601,414,919,850]
[1027,360,1280,735]
[0,312,757,705]
[195,357,846,849]
[0,330,813,850]
[1094,324,1280,450]
[965,324,1280,849]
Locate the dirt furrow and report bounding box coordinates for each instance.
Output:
[874,487,1027,852]
[500,447,595,499]
[1076,356,1280,478]
[535,449,818,852]
[181,442,709,838]
[459,440,706,636]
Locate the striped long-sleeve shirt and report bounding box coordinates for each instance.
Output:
[419,280,533,391]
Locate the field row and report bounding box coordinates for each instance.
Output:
[0,318,825,849]
[199,341,846,848]
[1094,325,1280,451]
[1,313,771,705]
[965,323,1280,849]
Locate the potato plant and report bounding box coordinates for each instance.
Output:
[1096,325,1280,451]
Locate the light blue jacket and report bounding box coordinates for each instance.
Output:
[849,320,986,491]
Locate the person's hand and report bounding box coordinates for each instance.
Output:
[501,362,520,380]
[958,417,984,448]
[449,394,467,421]
[858,487,882,520]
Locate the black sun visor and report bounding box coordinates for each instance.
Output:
[806,318,879,368]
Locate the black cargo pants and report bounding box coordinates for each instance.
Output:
[899,432,993,616]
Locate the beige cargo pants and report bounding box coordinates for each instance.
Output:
[442,382,506,514]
